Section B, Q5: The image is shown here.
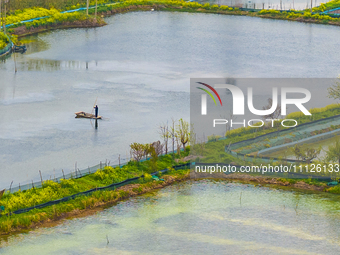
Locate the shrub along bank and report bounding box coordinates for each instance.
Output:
[2,0,340,40]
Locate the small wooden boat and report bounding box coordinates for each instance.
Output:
[75,111,102,119]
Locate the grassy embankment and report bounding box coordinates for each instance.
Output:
[0,6,105,50]
[2,0,340,50]
[193,103,340,192]
[0,150,190,235]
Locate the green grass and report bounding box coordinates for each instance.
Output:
[0,149,189,216]
[0,165,189,234]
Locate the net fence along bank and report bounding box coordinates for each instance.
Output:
[0,163,190,217]
[7,148,185,194]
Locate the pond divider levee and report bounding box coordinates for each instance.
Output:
[226,113,340,164]
[0,163,190,217]
[258,128,340,156]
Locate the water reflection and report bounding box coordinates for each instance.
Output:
[5,58,103,72]
[17,59,90,72]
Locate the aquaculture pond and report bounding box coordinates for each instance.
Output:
[1,11,340,189]
[1,180,340,254]
[263,135,340,160]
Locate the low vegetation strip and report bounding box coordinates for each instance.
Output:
[0,149,190,215]
[2,0,340,40]
[1,163,189,217]
[0,168,190,235]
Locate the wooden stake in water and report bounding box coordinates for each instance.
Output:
[3,1,6,34]
[119,154,121,167]
[39,170,43,186]
[0,0,2,33]
[240,191,242,206]
[9,180,13,193]
[13,50,17,73]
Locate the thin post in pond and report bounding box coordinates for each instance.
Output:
[39,170,43,186]
[9,181,13,193]
[62,169,65,179]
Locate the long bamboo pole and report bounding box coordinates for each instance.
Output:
[0,0,2,33]
[310,0,312,13]
[3,1,6,34]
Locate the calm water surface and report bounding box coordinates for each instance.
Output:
[1,12,340,188]
[1,180,340,254]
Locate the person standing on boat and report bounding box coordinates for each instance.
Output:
[94,105,98,118]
